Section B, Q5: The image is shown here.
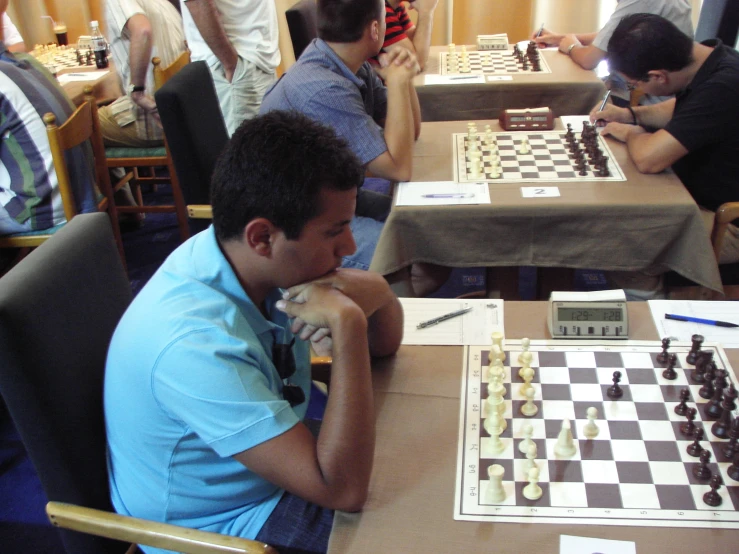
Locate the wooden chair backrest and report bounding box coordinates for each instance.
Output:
[43,86,112,222]
[152,50,192,91]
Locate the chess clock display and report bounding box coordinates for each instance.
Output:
[547,290,629,338]
[500,107,554,131]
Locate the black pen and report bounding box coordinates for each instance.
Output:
[595,90,611,127]
[665,313,739,328]
[417,306,473,329]
[536,23,544,38]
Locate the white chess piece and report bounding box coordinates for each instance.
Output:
[518,352,533,377]
[522,467,542,501]
[520,386,538,416]
[518,422,535,454]
[487,359,504,381]
[518,338,531,364]
[525,443,538,471]
[485,393,507,429]
[554,419,577,458]
[490,331,504,351]
[488,371,506,398]
[583,407,600,439]
[489,163,501,179]
[483,412,506,455]
[490,344,505,364]
[519,365,535,397]
[485,464,506,503]
[519,137,530,155]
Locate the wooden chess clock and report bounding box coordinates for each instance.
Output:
[500,107,554,131]
[547,290,629,339]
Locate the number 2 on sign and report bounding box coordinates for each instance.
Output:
[521,186,560,198]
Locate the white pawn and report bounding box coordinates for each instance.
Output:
[486,394,507,429]
[486,464,506,503]
[471,158,483,179]
[490,331,504,351]
[483,412,506,455]
[518,352,533,378]
[520,386,538,417]
[525,443,538,471]
[518,422,535,454]
[489,163,501,179]
[487,359,504,382]
[583,407,600,439]
[518,338,531,364]
[519,137,530,155]
[522,467,542,501]
[488,371,506,398]
[519,365,535,397]
[554,419,577,458]
[490,344,505,365]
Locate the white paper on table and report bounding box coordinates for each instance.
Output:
[424,74,485,85]
[400,298,504,345]
[395,181,491,206]
[56,70,109,83]
[648,300,739,347]
[560,535,636,554]
[486,75,513,82]
[559,115,593,131]
[521,186,560,198]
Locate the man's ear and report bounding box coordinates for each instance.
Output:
[647,69,669,85]
[370,20,380,42]
[244,218,277,257]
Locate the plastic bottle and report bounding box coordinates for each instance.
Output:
[90,21,109,69]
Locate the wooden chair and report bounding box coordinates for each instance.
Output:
[104,50,192,242]
[0,87,125,272]
[0,213,280,554]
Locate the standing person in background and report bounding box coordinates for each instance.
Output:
[532,0,693,105]
[180,0,280,135]
[2,12,25,53]
[371,0,438,71]
[100,0,187,148]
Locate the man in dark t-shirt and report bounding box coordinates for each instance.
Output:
[370,0,437,70]
[591,13,739,264]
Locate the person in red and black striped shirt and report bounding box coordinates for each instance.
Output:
[371,0,437,70]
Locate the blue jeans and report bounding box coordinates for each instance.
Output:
[341,189,391,271]
[255,491,334,554]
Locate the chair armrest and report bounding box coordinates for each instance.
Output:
[46,502,278,554]
[712,202,739,260]
[188,205,213,219]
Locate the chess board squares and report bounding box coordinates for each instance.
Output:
[514,480,552,507]
[620,352,657,369]
[689,483,735,510]
[540,400,576,422]
[602,400,637,420]
[537,351,567,367]
[547,482,589,507]
[536,367,571,384]
[566,351,597,367]
[545,438,582,460]
[710,443,738,464]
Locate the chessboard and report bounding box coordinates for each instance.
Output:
[439,42,551,75]
[30,44,96,72]
[452,123,626,183]
[454,339,739,528]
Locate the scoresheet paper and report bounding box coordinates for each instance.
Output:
[648,300,739,348]
[399,298,504,345]
[395,181,491,206]
[560,535,636,554]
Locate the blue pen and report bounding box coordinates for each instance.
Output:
[665,313,739,328]
[422,193,473,199]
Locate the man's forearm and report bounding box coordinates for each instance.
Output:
[184,0,238,76]
[575,32,597,46]
[383,78,416,179]
[126,15,154,87]
[410,12,434,71]
[367,295,403,357]
[633,98,675,129]
[317,314,375,508]
[408,79,421,140]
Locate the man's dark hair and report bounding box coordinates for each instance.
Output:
[608,13,694,80]
[211,111,363,241]
[318,0,383,43]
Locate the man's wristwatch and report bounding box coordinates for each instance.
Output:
[128,84,145,95]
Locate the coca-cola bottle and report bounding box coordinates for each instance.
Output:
[90,21,109,69]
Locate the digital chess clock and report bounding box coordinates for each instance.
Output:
[547,290,629,339]
[500,107,554,131]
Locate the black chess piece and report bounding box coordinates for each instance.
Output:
[723,417,739,458]
[656,337,671,363]
[680,407,697,436]
[711,388,735,438]
[687,334,704,365]
[699,364,717,399]
[704,376,726,420]
[728,451,739,482]
[662,354,678,380]
[607,371,623,398]
[675,388,690,416]
[686,427,704,457]
[692,350,709,383]
[725,383,738,411]
[692,449,713,480]
[703,474,723,507]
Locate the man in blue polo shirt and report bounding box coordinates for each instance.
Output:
[104,111,403,553]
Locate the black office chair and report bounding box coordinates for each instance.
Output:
[695,0,739,46]
[155,61,229,235]
[286,0,318,60]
